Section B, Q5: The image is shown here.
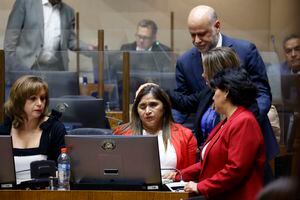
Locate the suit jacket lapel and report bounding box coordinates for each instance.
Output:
[59,5,67,47]
[199,121,224,176]
[221,34,233,48]
[191,47,204,89]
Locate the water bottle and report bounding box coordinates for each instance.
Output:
[57,147,71,190]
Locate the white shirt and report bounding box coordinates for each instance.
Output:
[216,32,223,48]
[201,141,211,160]
[14,155,47,184]
[143,130,177,176]
[38,0,61,64]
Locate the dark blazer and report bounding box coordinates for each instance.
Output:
[174,34,279,160]
[280,62,293,75]
[120,41,171,51]
[120,41,173,73]
[180,107,265,200]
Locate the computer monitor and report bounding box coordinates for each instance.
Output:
[65,135,162,190]
[6,70,80,98]
[0,136,16,189]
[48,97,110,129]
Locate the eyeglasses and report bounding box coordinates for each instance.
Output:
[135,34,152,41]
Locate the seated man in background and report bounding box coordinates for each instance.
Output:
[117,19,175,108]
[120,18,174,72]
[280,34,300,152]
[281,34,300,74]
[121,19,171,52]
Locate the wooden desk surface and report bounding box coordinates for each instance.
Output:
[0,190,191,200]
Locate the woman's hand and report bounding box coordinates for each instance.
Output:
[162,171,177,181]
[184,181,199,194]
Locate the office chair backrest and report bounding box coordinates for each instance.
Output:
[6,71,80,98]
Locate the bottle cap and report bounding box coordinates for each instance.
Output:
[61,147,67,153]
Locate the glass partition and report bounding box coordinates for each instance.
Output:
[261,51,300,150]
[77,50,178,111]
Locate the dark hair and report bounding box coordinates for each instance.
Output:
[210,68,257,107]
[283,34,300,47]
[4,75,49,128]
[121,85,173,149]
[137,19,158,36]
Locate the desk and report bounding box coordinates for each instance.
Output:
[0,190,191,200]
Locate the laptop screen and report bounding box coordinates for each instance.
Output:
[0,136,16,188]
[65,135,162,190]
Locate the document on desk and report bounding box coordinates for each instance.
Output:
[165,181,187,192]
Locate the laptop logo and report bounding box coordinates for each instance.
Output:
[101,140,116,151]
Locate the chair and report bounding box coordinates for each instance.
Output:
[6,70,80,98]
[67,128,112,135]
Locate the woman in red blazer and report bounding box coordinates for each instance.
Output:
[114,85,197,173]
[169,68,265,200]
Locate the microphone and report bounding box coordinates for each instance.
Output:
[161,167,183,182]
[155,41,172,63]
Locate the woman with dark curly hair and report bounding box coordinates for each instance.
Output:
[167,68,265,200]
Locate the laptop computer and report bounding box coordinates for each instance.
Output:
[0,136,16,189]
[48,97,110,130]
[65,135,162,190]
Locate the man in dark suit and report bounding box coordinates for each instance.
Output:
[172,5,278,183]
[120,19,171,52]
[4,0,95,71]
[280,34,300,152]
[119,19,174,105]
